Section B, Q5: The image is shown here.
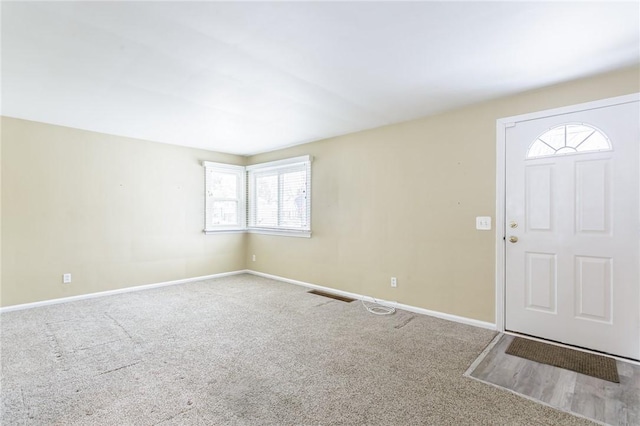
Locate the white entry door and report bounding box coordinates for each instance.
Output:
[505,99,640,360]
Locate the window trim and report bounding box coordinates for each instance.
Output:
[202,156,312,237]
[247,155,312,236]
[203,161,246,234]
[245,155,311,172]
[246,228,311,238]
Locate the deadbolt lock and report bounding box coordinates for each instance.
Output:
[509,221,518,228]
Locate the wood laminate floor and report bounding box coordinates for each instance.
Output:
[466,334,640,426]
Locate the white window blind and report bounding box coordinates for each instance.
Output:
[203,162,245,233]
[247,156,311,234]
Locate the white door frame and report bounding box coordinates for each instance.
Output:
[495,92,640,335]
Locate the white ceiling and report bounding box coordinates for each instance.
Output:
[2,2,639,156]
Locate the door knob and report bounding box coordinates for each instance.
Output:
[509,236,518,243]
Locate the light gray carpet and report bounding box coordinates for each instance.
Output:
[1,274,593,425]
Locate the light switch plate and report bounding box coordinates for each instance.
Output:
[476,216,492,230]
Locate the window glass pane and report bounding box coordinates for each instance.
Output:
[577,131,609,152]
[539,126,565,150]
[246,156,311,233]
[204,163,244,232]
[212,201,238,225]
[280,170,307,228]
[565,124,594,148]
[256,174,278,227]
[211,172,237,198]
[527,124,611,159]
[528,140,556,157]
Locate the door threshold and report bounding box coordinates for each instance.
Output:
[503,330,640,366]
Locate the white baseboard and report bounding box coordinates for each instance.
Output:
[2,269,497,331]
[0,270,248,313]
[246,270,496,331]
[393,301,496,330]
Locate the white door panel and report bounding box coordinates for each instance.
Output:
[505,101,639,360]
[524,252,557,313]
[575,160,611,234]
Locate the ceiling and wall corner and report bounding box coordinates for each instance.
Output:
[2,1,639,156]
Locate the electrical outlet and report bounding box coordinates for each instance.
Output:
[252,254,256,262]
[391,277,397,288]
[63,273,71,284]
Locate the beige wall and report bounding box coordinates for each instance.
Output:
[1,118,246,307]
[2,66,638,316]
[246,66,640,323]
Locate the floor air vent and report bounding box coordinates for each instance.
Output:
[308,290,355,303]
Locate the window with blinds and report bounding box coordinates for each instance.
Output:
[203,162,245,233]
[247,156,311,234]
[203,156,311,236]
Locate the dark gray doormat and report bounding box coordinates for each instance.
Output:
[505,337,619,383]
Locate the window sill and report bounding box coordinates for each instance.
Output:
[247,228,311,238]
[203,229,246,235]
[203,228,311,238]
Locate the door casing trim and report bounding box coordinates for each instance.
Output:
[495,92,640,333]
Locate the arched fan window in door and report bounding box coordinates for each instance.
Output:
[527,124,612,159]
